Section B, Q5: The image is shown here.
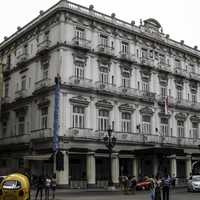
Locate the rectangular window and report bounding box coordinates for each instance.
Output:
[75,27,84,40]
[121,41,129,54]
[191,93,196,103]
[177,88,182,101]
[177,120,184,137]
[142,115,151,134]
[175,59,181,68]
[100,34,108,47]
[72,106,85,128]
[190,64,195,73]
[5,81,9,97]
[21,76,26,90]
[161,86,167,98]
[75,62,84,79]
[122,77,130,88]
[42,66,48,80]
[160,118,169,136]
[141,48,148,58]
[192,122,198,139]
[18,116,25,135]
[6,55,11,68]
[99,66,109,84]
[98,109,109,131]
[159,54,165,64]
[142,81,149,92]
[41,107,48,129]
[121,112,131,132]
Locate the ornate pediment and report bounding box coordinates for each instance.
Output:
[140,69,151,81]
[118,104,135,113]
[95,99,113,110]
[72,52,88,65]
[189,81,197,93]
[175,113,187,121]
[158,73,168,86]
[140,106,154,115]
[14,106,28,116]
[69,96,89,107]
[190,115,200,123]
[175,78,183,89]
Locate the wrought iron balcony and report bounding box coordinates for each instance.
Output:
[140,57,154,68]
[35,78,52,91]
[174,67,189,78]
[15,89,27,99]
[68,76,93,89]
[95,81,117,93]
[37,40,51,54]
[30,128,52,140]
[96,44,114,56]
[71,37,91,51]
[190,72,200,81]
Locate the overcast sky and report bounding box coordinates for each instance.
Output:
[0,0,199,48]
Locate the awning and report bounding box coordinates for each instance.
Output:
[23,154,52,161]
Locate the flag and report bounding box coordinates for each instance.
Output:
[165,96,169,115]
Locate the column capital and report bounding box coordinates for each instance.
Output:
[87,152,95,156]
[186,154,192,159]
[111,152,119,158]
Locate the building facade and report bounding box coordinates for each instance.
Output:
[1,0,200,188]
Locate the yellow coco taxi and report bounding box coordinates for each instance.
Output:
[0,173,30,200]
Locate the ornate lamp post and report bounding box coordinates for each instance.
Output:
[103,126,116,187]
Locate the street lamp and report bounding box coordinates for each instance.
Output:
[103,126,116,187]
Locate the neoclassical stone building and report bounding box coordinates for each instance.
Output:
[1,0,200,188]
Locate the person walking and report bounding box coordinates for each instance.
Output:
[130,176,137,194]
[35,175,45,200]
[155,175,162,200]
[162,173,171,200]
[45,176,51,200]
[51,174,57,200]
[148,177,155,200]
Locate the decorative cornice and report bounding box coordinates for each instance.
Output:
[190,115,200,123]
[69,95,90,107]
[175,112,187,121]
[140,106,154,115]
[14,106,28,116]
[95,99,113,110]
[118,103,135,113]
[37,98,50,108]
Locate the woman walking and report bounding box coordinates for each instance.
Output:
[155,175,162,200]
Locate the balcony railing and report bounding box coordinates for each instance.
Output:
[174,67,189,78]
[17,52,28,65]
[119,51,136,62]
[190,72,200,81]
[118,86,155,101]
[68,129,200,148]
[95,81,116,93]
[15,89,27,99]
[30,128,52,140]
[140,57,154,68]
[35,78,52,91]
[96,44,114,56]
[68,76,93,88]
[37,40,51,53]
[71,37,91,50]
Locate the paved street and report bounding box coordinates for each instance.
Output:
[31,188,200,200]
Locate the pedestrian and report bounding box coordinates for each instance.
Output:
[45,176,51,200]
[51,174,57,200]
[35,175,45,200]
[148,177,155,200]
[130,176,137,194]
[162,173,171,200]
[122,175,129,194]
[155,175,162,200]
[171,173,176,189]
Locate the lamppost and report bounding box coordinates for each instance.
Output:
[103,126,116,187]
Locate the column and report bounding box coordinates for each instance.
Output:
[186,155,192,178]
[112,153,119,185]
[132,157,139,180]
[87,152,96,188]
[170,155,177,177]
[55,151,69,187]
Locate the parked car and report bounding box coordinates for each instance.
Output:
[136,179,151,190]
[187,175,200,192]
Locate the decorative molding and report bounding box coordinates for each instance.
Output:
[14,106,28,116]
[72,52,88,65]
[69,96,90,107]
[140,106,154,115]
[37,98,50,108]
[118,103,135,113]
[175,112,187,121]
[158,73,168,86]
[95,99,113,110]
[190,115,200,123]
[174,77,183,89]
[140,69,151,81]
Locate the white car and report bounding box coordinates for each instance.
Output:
[187,175,200,192]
